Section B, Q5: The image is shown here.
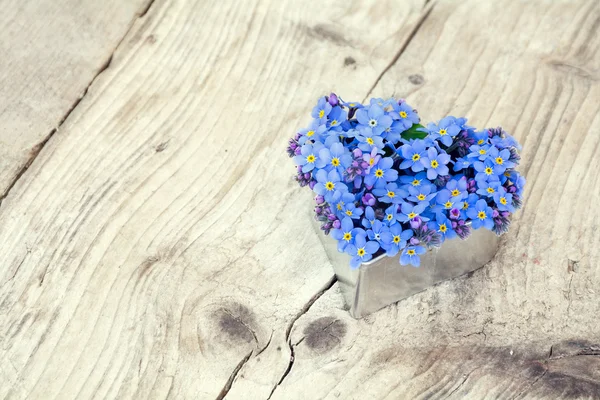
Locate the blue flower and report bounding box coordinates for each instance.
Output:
[367,220,390,243]
[341,201,363,219]
[293,142,323,173]
[400,245,426,267]
[453,156,473,172]
[313,169,347,201]
[345,233,380,268]
[398,202,428,222]
[342,100,363,109]
[364,157,398,187]
[473,159,497,181]
[317,141,352,174]
[445,177,468,201]
[356,127,385,152]
[355,104,393,135]
[331,192,356,219]
[428,213,456,242]
[327,106,348,131]
[407,184,437,205]
[381,224,414,256]
[427,117,461,146]
[488,147,515,174]
[361,206,377,229]
[389,102,419,131]
[331,217,365,252]
[399,172,430,190]
[460,193,479,219]
[420,147,451,180]
[399,140,427,171]
[476,179,501,198]
[435,189,461,211]
[467,199,494,230]
[467,143,491,161]
[383,204,399,226]
[472,130,489,146]
[312,97,332,122]
[494,189,515,212]
[372,182,408,204]
[382,120,406,144]
[298,119,327,145]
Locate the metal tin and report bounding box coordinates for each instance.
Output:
[312,215,500,318]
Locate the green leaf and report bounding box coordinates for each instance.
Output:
[401,123,428,140]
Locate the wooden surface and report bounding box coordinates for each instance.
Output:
[0,0,598,399]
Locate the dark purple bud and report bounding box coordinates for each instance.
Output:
[449,208,460,220]
[327,93,339,106]
[501,211,511,218]
[315,207,322,214]
[492,209,499,218]
[410,216,422,229]
[303,173,311,180]
[451,221,457,229]
[294,147,301,156]
[315,195,324,204]
[294,132,302,140]
[328,213,337,221]
[410,237,420,245]
[308,181,316,190]
[332,220,341,229]
[323,222,332,230]
[362,193,376,206]
[508,185,517,193]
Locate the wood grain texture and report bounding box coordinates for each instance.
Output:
[0,0,152,199]
[0,0,431,398]
[274,0,600,399]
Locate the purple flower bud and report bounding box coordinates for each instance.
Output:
[294,132,302,140]
[308,181,316,190]
[315,195,324,204]
[501,211,511,218]
[328,213,337,221]
[362,193,376,206]
[294,147,301,156]
[449,208,461,220]
[353,148,363,158]
[410,216,422,229]
[327,93,339,106]
[332,220,341,229]
[304,173,311,180]
[492,209,499,218]
[451,221,457,229]
[315,206,322,214]
[410,237,420,245]
[508,185,517,193]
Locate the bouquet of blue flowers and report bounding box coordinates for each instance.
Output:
[287,94,525,268]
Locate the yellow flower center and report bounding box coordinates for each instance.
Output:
[496,157,504,165]
[367,137,374,145]
[325,181,335,191]
[407,249,416,256]
[357,248,366,256]
[463,202,469,210]
[387,191,395,198]
[345,210,353,216]
[343,232,352,241]
[444,201,453,209]
[479,149,486,155]
[307,154,316,163]
[331,157,340,166]
[399,111,408,118]
[500,197,507,205]
[369,158,375,166]
[330,120,338,126]
[393,236,400,244]
[407,212,417,219]
[417,194,426,201]
[485,167,493,175]
[337,202,344,210]
[431,160,439,168]
[439,129,447,135]
[412,154,421,162]
[451,189,460,197]
[439,224,447,233]
[375,169,384,177]
[477,139,485,145]
[504,171,511,177]
[412,179,420,186]
[487,187,495,194]
[349,103,356,107]
[477,211,487,220]
[319,110,325,118]
[387,214,393,221]
[306,130,315,137]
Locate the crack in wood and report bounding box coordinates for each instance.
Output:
[0,0,158,209]
[215,350,253,400]
[266,275,337,400]
[362,1,436,101]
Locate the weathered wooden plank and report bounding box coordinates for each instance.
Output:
[0,0,152,199]
[272,0,600,398]
[0,0,431,398]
